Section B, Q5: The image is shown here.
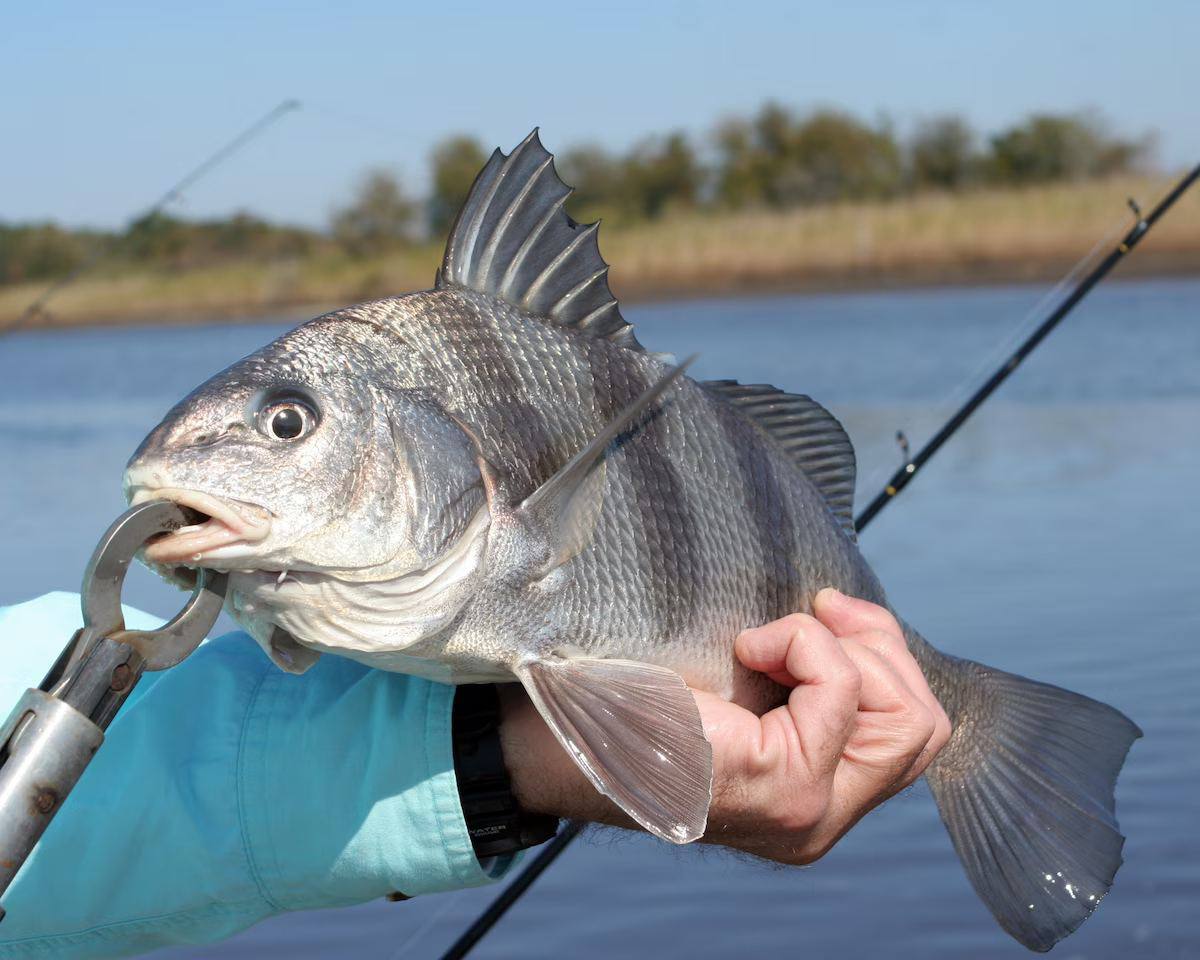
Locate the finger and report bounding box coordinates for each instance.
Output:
[845,628,951,778]
[841,627,930,714]
[838,638,912,715]
[814,589,952,772]
[812,589,927,711]
[736,615,809,687]
[781,639,935,859]
[773,614,862,780]
[839,639,936,786]
[812,587,904,641]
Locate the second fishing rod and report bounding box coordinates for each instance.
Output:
[438,160,1200,960]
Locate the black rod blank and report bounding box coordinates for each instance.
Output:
[440,822,582,960]
[856,162,1200,528]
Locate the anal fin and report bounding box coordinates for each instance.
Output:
[516,655,712,843]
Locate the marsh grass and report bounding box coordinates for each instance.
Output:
[3,175,1196,329]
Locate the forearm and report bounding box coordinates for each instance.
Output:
[497,683,628,828]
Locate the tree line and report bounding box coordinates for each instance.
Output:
[1,105,1149,285]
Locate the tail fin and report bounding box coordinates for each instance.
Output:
[911,634,1141,952]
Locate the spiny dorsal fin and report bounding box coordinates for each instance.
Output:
[436,129,643,351]
[703,380,857,539]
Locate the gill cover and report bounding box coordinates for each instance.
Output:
[228,388,494,673]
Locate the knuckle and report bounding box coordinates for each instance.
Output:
[901,701,937,750]
[929,705,953,754]
[828,660,862,697]
[883,633,910,660]
[778,612,817,635]
[871,606,905,637]
[864,627,907,660]
[773,614,822,652]
[740,613,816,651]
[847,598,904,637]
[745,736,783,780]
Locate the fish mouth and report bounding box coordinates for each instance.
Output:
[127,486,272,565]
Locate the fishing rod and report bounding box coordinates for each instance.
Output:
[3,98,301,336]
[438,160,1200,960]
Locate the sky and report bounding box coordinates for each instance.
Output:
[3,0,1197,230]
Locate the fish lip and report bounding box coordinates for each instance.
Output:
[127,485,272,565]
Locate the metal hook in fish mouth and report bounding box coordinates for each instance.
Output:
[75,499,228,673]
[125,485,271,565]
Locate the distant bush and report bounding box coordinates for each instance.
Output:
[119,212,187,263]
[984,113,1148,185]
[558,143,625,218]
[716,104,903,207]
[622,133,702,218]
[119,211,318,268]
[210,212,318,259]
[0,222,101,284]
[330,169,417,256]
[428,135,489,237]
[2,212,325,287]
[561,133,700,221]
[909,116,978,190]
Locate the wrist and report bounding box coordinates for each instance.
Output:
[452,683,558,858]
[496,684,629,827]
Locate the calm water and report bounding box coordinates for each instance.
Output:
[1,278,1197,959]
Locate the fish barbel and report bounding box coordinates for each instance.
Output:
[124,131,1139,951]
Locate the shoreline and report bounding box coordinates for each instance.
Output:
[611,247,1199,305]
[6,251,1195,334]
[4,175,1196,332]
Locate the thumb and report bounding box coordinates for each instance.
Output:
[812,587,903,639]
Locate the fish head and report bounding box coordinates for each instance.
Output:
[123,317,487,585]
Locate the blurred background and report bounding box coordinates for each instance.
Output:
[1,2,1197,958]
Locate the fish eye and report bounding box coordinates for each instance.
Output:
[258,397,318,442]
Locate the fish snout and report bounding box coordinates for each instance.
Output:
[122,459,170,504]
[124,469,273,566]
[127,415,229,469]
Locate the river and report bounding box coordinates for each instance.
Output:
[1,277,1196,958]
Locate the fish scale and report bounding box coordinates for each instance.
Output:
[124,130,1142,953]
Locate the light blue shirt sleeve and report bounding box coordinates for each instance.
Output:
[0,593,513,958]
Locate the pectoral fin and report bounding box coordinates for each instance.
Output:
[268,627,321,674]
[516,655,712,843]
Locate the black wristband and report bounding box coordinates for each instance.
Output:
[452,683,559,860]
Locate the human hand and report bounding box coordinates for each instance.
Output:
[500,589,950,863]
[694,588,952,863]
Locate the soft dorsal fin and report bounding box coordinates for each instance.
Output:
[703,380,857,539]
[436,129,643,351]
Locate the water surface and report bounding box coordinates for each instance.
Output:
[1,278,1196,959]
